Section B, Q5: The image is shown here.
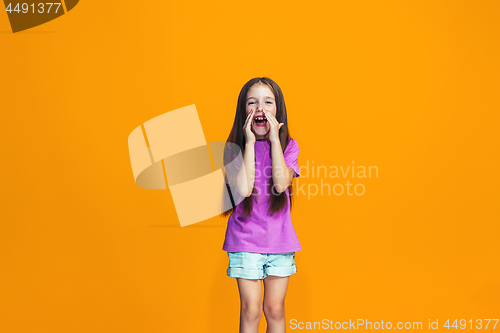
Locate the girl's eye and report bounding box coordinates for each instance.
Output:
[248,102,255,105]
[266,101,273,104]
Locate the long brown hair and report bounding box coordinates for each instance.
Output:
[221,77,294,217]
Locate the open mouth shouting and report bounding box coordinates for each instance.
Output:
[253,114,268,127]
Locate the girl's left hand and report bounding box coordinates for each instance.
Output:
[264,110,284,144]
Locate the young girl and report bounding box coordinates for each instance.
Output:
[222,77,301,332]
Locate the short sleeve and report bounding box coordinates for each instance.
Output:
[284,138,300,178]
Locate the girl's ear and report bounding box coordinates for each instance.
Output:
[279,123,284,129]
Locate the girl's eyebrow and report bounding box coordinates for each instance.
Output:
[246,96,275,100]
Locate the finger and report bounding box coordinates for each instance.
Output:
[264,110,276,125]
[268,111,278,125]
[246,109,254,123]
[267,112,278,128]
[246,109,255,130]
[243,109,254,128]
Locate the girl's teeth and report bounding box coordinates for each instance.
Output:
[254,117,267,127]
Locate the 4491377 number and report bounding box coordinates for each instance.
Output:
[5,3,62,14]
[444,319,499,329]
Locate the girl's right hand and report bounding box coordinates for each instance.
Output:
[243,109,256,144]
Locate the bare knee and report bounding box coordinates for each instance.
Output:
[241,301,263,322]
[263,301,285,321]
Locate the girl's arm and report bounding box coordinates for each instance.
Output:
[235,142,256,197]
[235,109,256,197]
[270,141,294,193]
[264,109,294,193]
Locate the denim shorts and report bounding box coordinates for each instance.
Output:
[227,252,297,279]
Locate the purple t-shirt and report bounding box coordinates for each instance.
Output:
[222,137,302,253]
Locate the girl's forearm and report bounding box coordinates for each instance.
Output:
[235,142,255,197]
[271,141,292,193]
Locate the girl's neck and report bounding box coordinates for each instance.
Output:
[255,134,269,141]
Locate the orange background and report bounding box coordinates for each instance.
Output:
[1,1,499,332]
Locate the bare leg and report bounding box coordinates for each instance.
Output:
[263,276,289,333]
[236,278,263,333]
